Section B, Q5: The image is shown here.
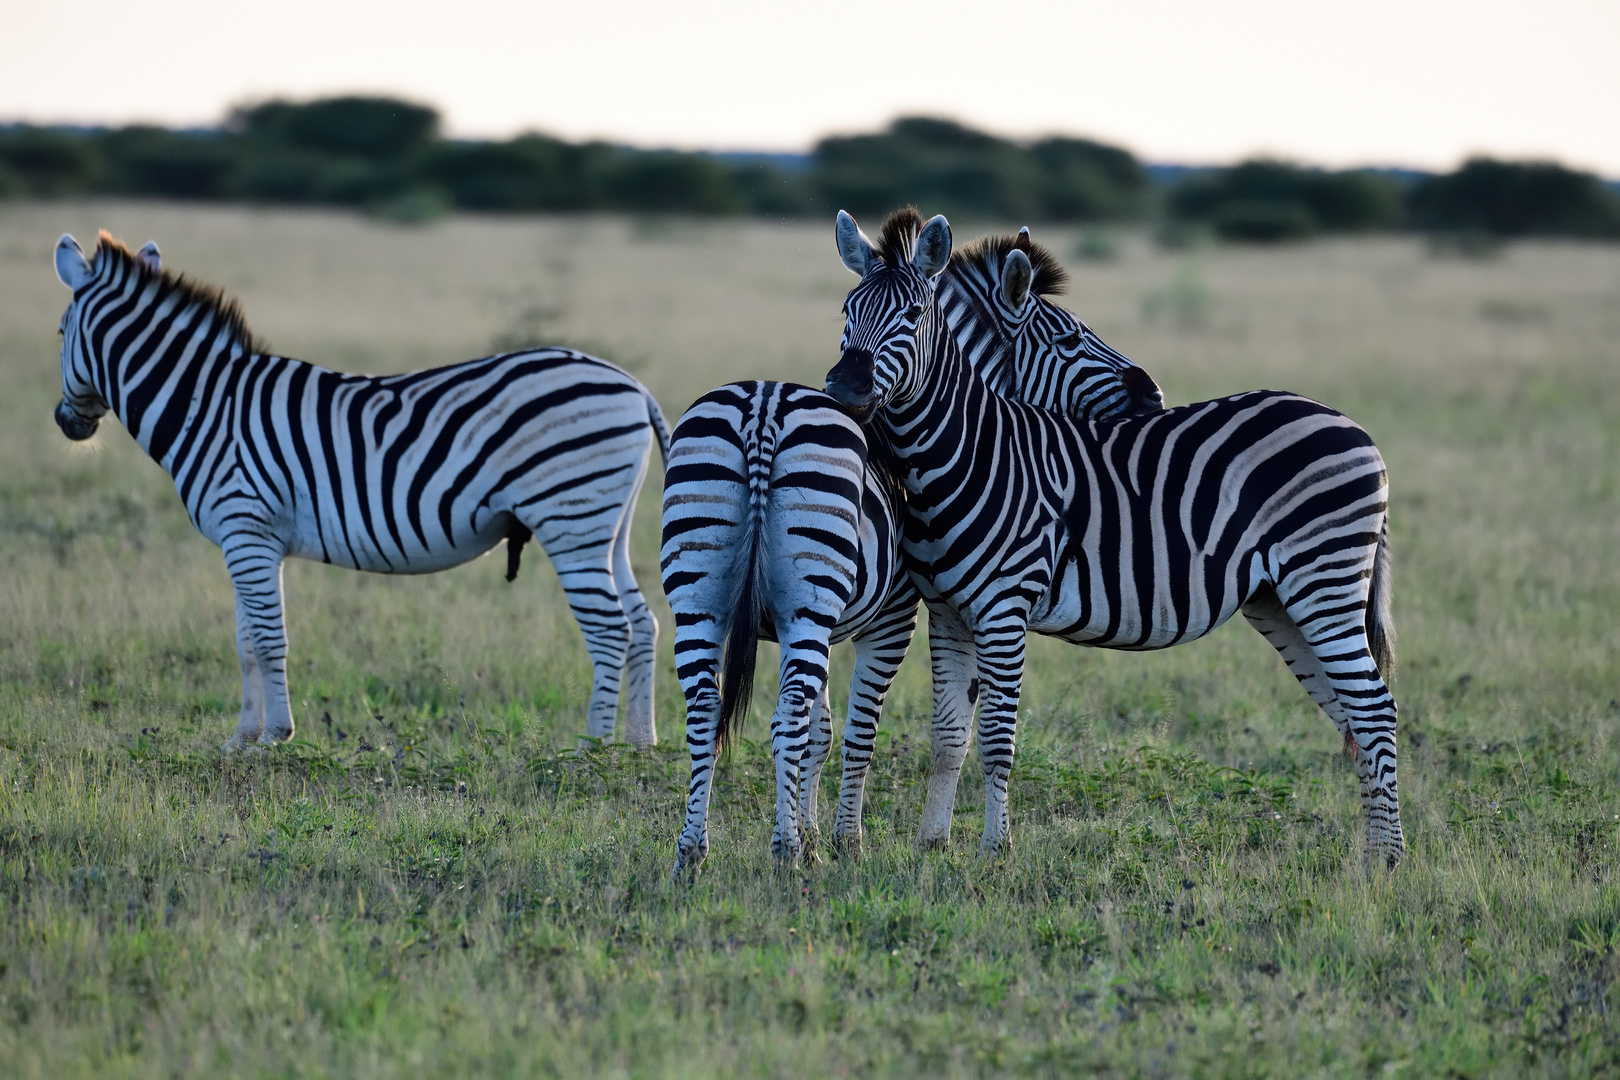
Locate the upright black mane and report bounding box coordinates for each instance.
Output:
[948,232,1070,297]
[91,231,262,354]
[873,207,925,269]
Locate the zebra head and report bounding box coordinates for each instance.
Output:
[52,234,157,441]
[941,227,1164,420]
[825,208,952,420]
[52,233,128,441]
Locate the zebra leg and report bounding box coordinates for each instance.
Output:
[611,497,659,749]
[672,619,722,877]
[220,540,294,748]
[797,684,833,856]
[972,618,1028,856]
[769,627,832,865]
[547,541,632,745]
[224,598,266,751]
[1264,584,1404,867]
[833,589,920,853]
[917,604,977,849]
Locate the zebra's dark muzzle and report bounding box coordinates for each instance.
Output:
[1121,367,1165,416]
[55,400,100,441]
[825,348,875,418]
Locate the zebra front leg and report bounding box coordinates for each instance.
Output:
[224,603,266,751]
[673,622,722,878]
[973,615,1028,855]
[797,685,833,857]
[917,604,977,849]
[221,539,294,747]
[833,589,920,853]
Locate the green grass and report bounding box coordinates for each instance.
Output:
[0,201,1617,1076]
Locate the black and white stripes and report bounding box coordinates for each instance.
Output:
[53,231,668,749]
[662,211,1164,871]
[824,212,1404,867]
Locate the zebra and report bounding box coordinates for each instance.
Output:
[662,210,1164,871]
[823,211,1404,868]
[52,232,668,751]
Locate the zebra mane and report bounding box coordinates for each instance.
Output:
[948,233,1070,297]
[91,231,262,354]
[873,207,925,269]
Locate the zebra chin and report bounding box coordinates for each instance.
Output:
[54,401,100,441]
[825,349,876,419]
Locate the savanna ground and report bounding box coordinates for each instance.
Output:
[0,202,1616,1078]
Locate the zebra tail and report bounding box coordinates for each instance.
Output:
[716,411,773,752]
[1366,515,1396,680]
[643,389,671,469]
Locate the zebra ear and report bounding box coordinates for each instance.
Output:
[836,211,873,276]
[55,234,91,290]
[135,241,161,273]
[1001,248,1033,311]
[913,214,952,278]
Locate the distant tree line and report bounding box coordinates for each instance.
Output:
[2,96,1617,239]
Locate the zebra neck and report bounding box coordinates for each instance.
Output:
[101,303,252,471]
[937,267,1016,395]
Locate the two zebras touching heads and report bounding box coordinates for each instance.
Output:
[50,210,1403,872]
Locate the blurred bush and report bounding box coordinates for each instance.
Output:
[1408,158,1620,238]
[813,116,1149,221]
[2,102,1617,243]
[1168,160,1404,241]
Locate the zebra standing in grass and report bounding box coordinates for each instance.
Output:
[662,211,1163,871]
[823,211,1404,867]
[52,232,668,750]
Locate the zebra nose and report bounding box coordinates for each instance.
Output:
[54,400,99,441]
[825,348,874,411]
[1121,367,1164,415]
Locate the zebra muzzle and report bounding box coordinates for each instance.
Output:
[54,400,100,441]
[825,348,875,417]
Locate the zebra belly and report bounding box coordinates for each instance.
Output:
[285,510,511,574]
[1026,552,1253,650]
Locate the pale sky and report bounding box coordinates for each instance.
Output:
[4,0,1617,174]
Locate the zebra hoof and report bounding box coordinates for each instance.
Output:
[978,835,1011,858]
[258,729,292,746]
[830,830,863,860]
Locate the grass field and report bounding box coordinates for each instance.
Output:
[0,201,1617,1077]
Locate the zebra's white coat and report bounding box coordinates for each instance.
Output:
[53,232,667,750]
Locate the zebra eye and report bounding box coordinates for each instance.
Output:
[905,305,923,320]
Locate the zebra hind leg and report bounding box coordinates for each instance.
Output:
[1263,585,1404,868]
[769,627,834,866]
[549,542,632,746]
[610,498,659,749]
[671,620,722,878]
[797,684,833,859]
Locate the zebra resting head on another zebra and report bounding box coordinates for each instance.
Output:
[826,211,1405,869]
[663,209,1166,875]
[52,231,670,753]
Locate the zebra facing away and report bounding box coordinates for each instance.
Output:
[824,212,1405,868]
[662,211,1163,872]
[52,232,668,750]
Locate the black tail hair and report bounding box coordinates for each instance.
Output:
[716,525,764,752]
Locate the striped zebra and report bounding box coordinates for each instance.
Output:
[52,232,668,750]
[662,211,1163,871]
[823,212,1404,868]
